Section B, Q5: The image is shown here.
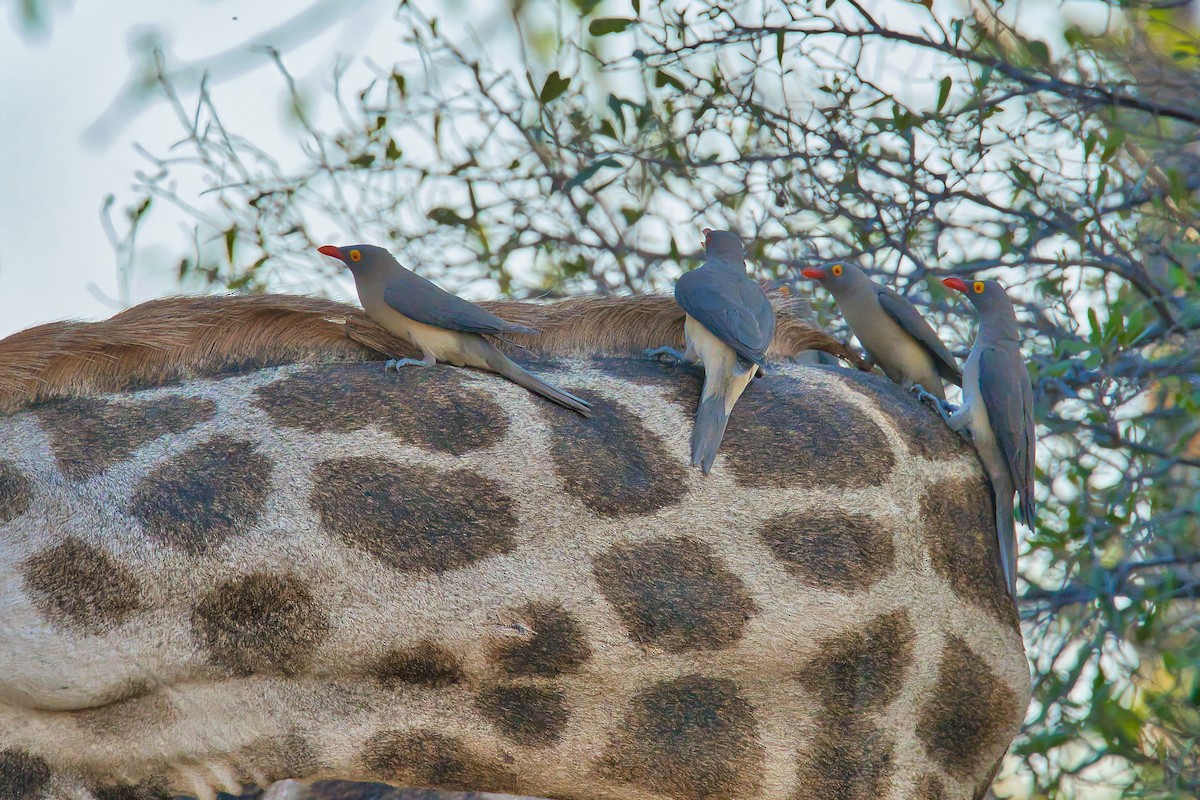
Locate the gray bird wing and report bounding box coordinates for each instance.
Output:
[876,287,962,385]
[383,274,537,335]
[676,265,775,369]
[979,345,1036,528]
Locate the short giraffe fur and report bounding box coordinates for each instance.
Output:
[0,294,1029,800]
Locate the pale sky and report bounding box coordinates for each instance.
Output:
[0,0,1097,339]
[0,0,394,337]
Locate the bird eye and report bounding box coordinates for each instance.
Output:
[973,281,985,293]
[831,264,843,277]
[349,249,362,263]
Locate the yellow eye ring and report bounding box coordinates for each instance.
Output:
[349,249,362,263]
[831,264,843,277]
[973,281,985,294]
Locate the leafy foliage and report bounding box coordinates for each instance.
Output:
[115,0,1199,796]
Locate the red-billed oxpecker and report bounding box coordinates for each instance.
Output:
[801,261,961,400]
[648,229,775,474]
[936,277,1035,596]
[318,243,591,416]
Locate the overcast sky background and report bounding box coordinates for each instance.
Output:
[0,0,402,337]
[0,0,1109,339]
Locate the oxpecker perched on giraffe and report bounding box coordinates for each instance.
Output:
[650,228,775,474]
[936,277,1036,596]
[802,261,962,400]
[319,243,591,416]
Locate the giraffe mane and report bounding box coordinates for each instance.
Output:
[0,292,867,414]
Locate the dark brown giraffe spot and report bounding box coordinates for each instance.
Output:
[539,394,688,517]
[487,602,592,678]
[974,759,1006,800]
[758,509,895,593]
[22,538,144,632]
[921,478,1020,631]
[93,783,172,800]
[311,458,517,573]
[601,674,764,800]
[254,364,508,455]
[361,730,518,793]
[192,572,329,676]
[593,537,758,653]
[825,367,970,460]
[594,357,702,409]
[917,636,1025,780]
[129,435,272,555]
[374,640,465,688]
[793,716,895,800]
[0,461,34,524]
[240,732,323,782]
[915,773,947,800]
[720,372,895,489]
[0,749,51,800]
[35,395,216,481]
[475,684,571,747]
[69,686,177,737]
[798,611,916,714]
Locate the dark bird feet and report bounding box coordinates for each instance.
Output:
[646,346,688,364]
[909,383,944,407]
[910,386,972,440]
[384,358,429,371]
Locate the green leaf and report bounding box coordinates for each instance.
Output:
[350,154,375,168]
[1026,40,1051,66]
[936,76,951,112]
[632,0,640,12]
[392,72,406,97]
[563,157,621,191]
[589,17,634,36]
[428,207,469,226]
[776,31,785,66]
[654,70,686,91]
[1100,129,1126,163]
[539,71,571,104]
[224,227,237,263]
[1087,307,1102,345]
[227,273,253,291]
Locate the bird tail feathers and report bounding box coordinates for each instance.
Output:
[993,487,1018,597]
[485,350,592,417]
[691,393,731,475]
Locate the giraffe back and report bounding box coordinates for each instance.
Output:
[0,349,1027,800]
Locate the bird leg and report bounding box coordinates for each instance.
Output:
[909,383,944,407]
[910,384,970,436]
[381,352,434,371]
[645,346,689,364]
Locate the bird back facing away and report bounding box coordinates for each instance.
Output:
[673,229,775,473]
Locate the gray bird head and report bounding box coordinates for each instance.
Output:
[702,228,745,262]
[317,243,399,278]
[943,277,1021,339]
[799,261,873,298]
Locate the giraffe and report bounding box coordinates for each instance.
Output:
[0,294,1030,800]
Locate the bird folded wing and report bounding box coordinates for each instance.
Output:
[383,279,538,335]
